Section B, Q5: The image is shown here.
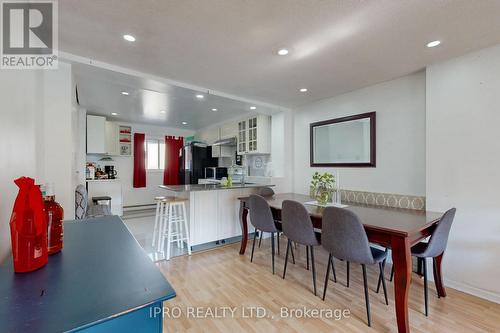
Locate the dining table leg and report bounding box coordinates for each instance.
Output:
[391,236,412,333]
[239,201,249,255]
[433,253,447,297]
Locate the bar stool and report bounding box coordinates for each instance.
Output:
[152,196,167,249]
[159,198,192,260]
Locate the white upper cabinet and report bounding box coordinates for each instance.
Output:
[86,115,106,154]
[237,115,271,155]
[86,115,120,155]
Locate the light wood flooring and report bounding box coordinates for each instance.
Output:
[157,236,500,332]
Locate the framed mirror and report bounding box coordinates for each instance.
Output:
[310,112,376,167]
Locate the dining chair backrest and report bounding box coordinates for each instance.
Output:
[75,184,88,219]
[420,208,456,258]
[258,187,275,197]
[248,194,278,233]
[281,200,319,246]
[322,207,375,265]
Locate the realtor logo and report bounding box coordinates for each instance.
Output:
[1,0,58,69]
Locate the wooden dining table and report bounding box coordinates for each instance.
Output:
[237,193,445,333]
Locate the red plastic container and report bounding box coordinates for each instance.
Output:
[9,177,48,273]
[42,183,64,255]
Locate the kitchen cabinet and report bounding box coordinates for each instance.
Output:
[237,115,271,155]
[87,115,106,154]
[86,115,120,155]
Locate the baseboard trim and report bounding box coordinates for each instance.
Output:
[444,278,500,304]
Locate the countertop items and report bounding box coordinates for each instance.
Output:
[159,183,274,192]
[0,216,176,333]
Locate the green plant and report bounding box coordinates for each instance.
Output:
[310,172,336,205]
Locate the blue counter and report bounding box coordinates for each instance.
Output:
[0,216,176,332]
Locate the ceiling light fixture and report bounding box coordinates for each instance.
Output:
[426,40,441,48]
[160,110,166,114]
[277,48,289,56]
[299,88,308,92]
[196,94,204,99]
[182,121,188,125]
[249,106,257,110]
[211,108,218,112]
[111,112,118,116]
[123,34,136,42]
[121,91,129,96]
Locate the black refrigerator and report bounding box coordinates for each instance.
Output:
[179,142,218,185]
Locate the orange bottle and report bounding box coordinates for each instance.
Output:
[42,183,64,255]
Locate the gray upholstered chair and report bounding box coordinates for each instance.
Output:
[411,208,456,316]
[75,184,112,219]
[282,200,320,295]
[322,206,388,327]
[248,194,280,274]
[256,187,279,250]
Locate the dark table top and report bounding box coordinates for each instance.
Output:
[0,216,176,333]
[239,193,443,237]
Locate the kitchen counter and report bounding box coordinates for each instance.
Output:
[159,183,274,192]
[0,216,175,333]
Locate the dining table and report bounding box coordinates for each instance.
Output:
[237,193,445,333]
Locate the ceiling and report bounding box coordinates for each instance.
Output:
[61,1,500,109]
[73,63,277,130]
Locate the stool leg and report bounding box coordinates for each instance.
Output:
[152,201,160,247]
[158,202,167,253]
[181,202,191,255]
[166,203,173,260]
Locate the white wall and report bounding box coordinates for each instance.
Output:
[0,63,74,262]
[86,122,194,208]
[426,44,500,303]
[293,71,426,196]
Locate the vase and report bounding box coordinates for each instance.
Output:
[315,186,331,206]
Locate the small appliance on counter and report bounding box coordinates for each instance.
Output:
[104,165,117,179]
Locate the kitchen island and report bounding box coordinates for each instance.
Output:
[159,183,274,247]
[0,216,175,333]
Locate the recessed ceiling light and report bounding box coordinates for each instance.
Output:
[123,34,136,42]
[182,121,188,125]
[160,110,166,114]
[111,112,118,116]
[211,108,218,112]
[426,40,441,48]
[277,48,289,56]
[299,88,308,92]
[249,106,257,110]
[196,94,204,99]
[121,91,129,96]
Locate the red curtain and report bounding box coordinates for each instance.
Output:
[133,133,146,188]
[163,136,184,185]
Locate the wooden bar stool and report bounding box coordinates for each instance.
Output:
[159,198,191,260]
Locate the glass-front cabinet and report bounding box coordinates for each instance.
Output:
[237,115,271,155]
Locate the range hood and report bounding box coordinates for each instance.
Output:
[211,137,237,146]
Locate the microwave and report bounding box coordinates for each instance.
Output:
[204,167,228,180]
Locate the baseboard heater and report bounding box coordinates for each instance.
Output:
[123,203,156,212]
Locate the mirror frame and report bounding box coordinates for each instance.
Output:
[309,112,376,167]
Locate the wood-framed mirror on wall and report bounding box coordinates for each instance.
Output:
[310,112,376,167]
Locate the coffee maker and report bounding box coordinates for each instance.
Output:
[104,165,117,179]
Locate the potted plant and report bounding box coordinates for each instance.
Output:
[309,172,336,206]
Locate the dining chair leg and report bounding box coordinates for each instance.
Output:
[271,232,275,275]
[424,257,429,316]
[250,230,257,262]
[276,233,280,255]
[362,264,371,327]
[346,261,350,288]
[330,256,337,283]
[323,253,332,300]
[258,231,263,248]
[283,239,291,279]
[310,246,317,296]
[376,258,385,293]
[290,243,296,264]
[380,261,389,305]
[390,265,394,282]
[306,246,310,270]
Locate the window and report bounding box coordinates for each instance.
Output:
[145,139,165,170]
